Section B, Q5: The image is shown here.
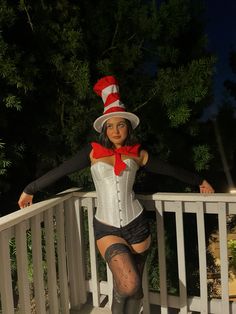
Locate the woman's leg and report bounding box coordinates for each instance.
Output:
[105,242,141,314]
[104,242,141,297]
[124,250,149,314]
[96,235,151,314]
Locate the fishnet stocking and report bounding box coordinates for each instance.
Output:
[105,243,141,297]
[123,251,149,313]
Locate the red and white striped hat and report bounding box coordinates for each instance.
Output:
[93,76,139,133]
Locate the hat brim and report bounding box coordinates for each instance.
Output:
[93,112,140,133]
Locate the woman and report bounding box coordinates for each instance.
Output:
[18,76,214,313]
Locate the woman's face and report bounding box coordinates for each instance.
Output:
[105,117,128,148]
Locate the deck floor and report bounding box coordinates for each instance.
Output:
[72,303,179,314]
[73,304,111,314]
[70,294,179,314]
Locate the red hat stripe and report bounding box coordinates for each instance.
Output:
[105,106,126,114]
[104,93,120,107]
[93,76,118,96]
[104,100,125,113]
[101,84,119,103]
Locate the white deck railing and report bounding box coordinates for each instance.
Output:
[0,189,236,313]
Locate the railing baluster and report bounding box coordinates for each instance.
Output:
[196,202,208,314]
[106,264,113,309]
[44,207,59,314]
[15,221,31,314]
[55,203,70,314]
[64,198,82,310]
[0,229,15,314]
[87,197,100,307]
[218,202,230,314]
[142,262,150,314]
[175,201,188,314]
[156,200,168,314]
[74,197,87,304]
[31,214,47,314]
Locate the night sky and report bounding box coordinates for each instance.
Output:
[205,0,236,117]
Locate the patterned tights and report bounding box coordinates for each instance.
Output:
[104,243,148,313]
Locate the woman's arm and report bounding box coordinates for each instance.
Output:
[18,144,91,208]
[141,150,214,193]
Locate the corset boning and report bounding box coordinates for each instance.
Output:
[91,159,143,227]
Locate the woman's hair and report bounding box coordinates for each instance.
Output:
[98,119,138,148]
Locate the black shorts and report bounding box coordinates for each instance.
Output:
[93,210,150,244]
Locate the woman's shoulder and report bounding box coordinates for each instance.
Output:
[89,148,94,161]
[138,147,148,166]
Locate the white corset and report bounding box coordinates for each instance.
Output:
[91,158,143,227]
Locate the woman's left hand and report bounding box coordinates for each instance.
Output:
[199,180,215,193]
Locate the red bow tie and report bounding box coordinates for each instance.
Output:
[91,142,141,175]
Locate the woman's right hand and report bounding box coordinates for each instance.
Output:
[199,180,215,193]
[18,192,34,209]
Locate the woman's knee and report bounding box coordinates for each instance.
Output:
[114,272,141,297]
[118,275,141,297]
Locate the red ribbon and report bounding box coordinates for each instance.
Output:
[91,142,140,175]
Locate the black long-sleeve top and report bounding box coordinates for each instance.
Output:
[23,143,203,195]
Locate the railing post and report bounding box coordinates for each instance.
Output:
[74,197,87,304]
[31,214,47,314]
[15,221,31,314]
[0,229,15,314]
[156,200,168,314]
[175,201,188,314]
[64,198,83,310]
[86,198,100,307]
[106,265,113,309]
[44,207,59,314]
[142,262,150,314]
[196,202,208,313]
[55,203,70,314]
[218,202,230,314]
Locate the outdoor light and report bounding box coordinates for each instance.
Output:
[229,188,236,194]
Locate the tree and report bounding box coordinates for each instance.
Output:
[224,49,236,102]
[0,0,216,212]
[0,0,220,299]
[211,48,236,191]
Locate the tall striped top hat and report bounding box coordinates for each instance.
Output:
[93,76,139,133]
